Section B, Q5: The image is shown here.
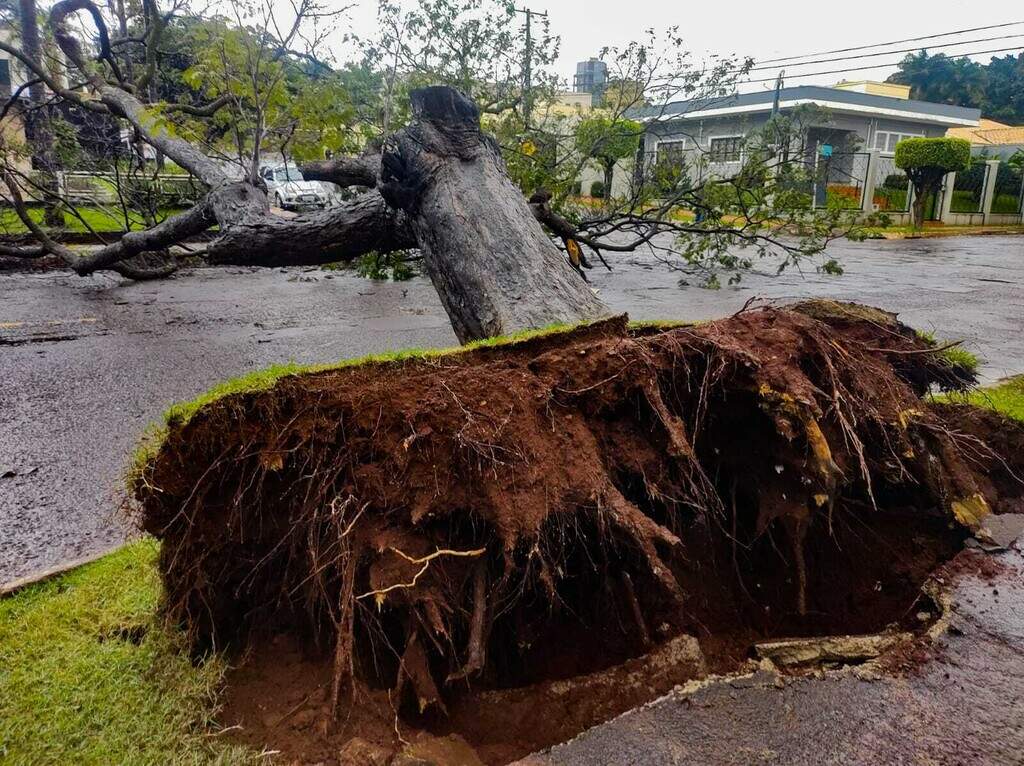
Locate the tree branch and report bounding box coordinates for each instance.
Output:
[49,0,229,187]
[164,95,232,118]
[2,170,212,276]
[300,153,381,188]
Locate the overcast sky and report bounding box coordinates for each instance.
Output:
[333,0,1023,94]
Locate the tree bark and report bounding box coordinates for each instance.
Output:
[207,190,415,267]
[18,0,63,226]
[380,86,608,342]
[10,8,611,344]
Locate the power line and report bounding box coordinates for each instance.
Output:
[741,45,1024,85]
[746,32,1024,72]
[755,21,1024,66]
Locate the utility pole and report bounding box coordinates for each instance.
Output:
[770,69,786,161]
[515,6,547,129]
[771,69,785,116]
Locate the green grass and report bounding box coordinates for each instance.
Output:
[940,375,1024,422]
[0,540,258,765]
[0,206,190,235]
[991,193,1023,215]
[916,330,981,378]
[861,223,1024,237]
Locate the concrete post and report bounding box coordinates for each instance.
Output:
[861,150,880,214]
[939,171,956,223]
[981,159,1000,223]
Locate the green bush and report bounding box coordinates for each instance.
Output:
[894,137,971,173]
[882,173,910,190]
[590,180,605,198]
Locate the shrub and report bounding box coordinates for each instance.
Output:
[894,137,971,173]
[882,173,909,190]
[590,180,605,198]
[894,137,971,229]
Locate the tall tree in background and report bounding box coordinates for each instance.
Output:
[17,0,62,224]
[888,51,1024,124]
[575,114,641,200]
[985,53,1024,124]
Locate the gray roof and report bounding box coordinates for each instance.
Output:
[635,85,981,125]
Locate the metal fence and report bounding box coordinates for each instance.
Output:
[813,151,870,210]
[58,172,204,207]
[992,162,1024,215]
[949,161,989,214]
[871,155,911,213]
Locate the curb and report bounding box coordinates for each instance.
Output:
[0,545,125,598]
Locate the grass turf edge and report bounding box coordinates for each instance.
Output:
[0,539,261,765]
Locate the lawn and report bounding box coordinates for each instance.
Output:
[0,540,258,765]
[0,206,191,235]
[938,374,1024,422]
[3,372,1023,764]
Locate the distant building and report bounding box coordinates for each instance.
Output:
[633,82,979,178]
[948,118,1024,160]
[573,58,607,95]
[551,90,593,114]
[0,25,32,172]
[626,81,987,221]
[832,80,911,100]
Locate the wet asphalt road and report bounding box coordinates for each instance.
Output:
[1,235,1022,586]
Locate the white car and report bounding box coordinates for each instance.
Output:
[261,164,332,210]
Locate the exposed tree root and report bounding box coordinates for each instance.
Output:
[132,301,1024,754]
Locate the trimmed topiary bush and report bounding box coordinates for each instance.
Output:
[894,137,971,229]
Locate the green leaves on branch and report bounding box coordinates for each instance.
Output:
[575,115,642,171]
[894,137,971,173]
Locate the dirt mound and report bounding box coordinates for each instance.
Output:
[132,303,1024,764]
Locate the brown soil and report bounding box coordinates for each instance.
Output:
[133,302,1024,765]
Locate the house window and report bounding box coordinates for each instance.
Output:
[873,130,923,154]
[709,136,742,163]
[0,59,10,99]
[656,139,687,166]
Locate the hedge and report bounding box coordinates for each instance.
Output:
[894,137,971,173]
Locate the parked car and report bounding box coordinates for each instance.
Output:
[260,164,332,210]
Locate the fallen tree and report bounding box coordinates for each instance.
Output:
[0,0,871,343]
[132,302,1024,761]
[0,1,605,340]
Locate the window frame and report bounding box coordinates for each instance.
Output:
[707,135,744,164]
[873,130,924,154]
[655,138,689,166]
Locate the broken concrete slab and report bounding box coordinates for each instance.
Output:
[753,632,912,667]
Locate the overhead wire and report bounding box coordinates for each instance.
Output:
[754,21,1024,65]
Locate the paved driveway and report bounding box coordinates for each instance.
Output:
[1,235,1022,585]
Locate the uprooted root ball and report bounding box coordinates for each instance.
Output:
[132,302,1023,751]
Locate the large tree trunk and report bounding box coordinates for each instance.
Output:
[11,10,609,343]
[379,87,608,342]
[18,0,63,226]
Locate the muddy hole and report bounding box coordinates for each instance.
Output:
[217,501,962,765]
[132,305,1024,765]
